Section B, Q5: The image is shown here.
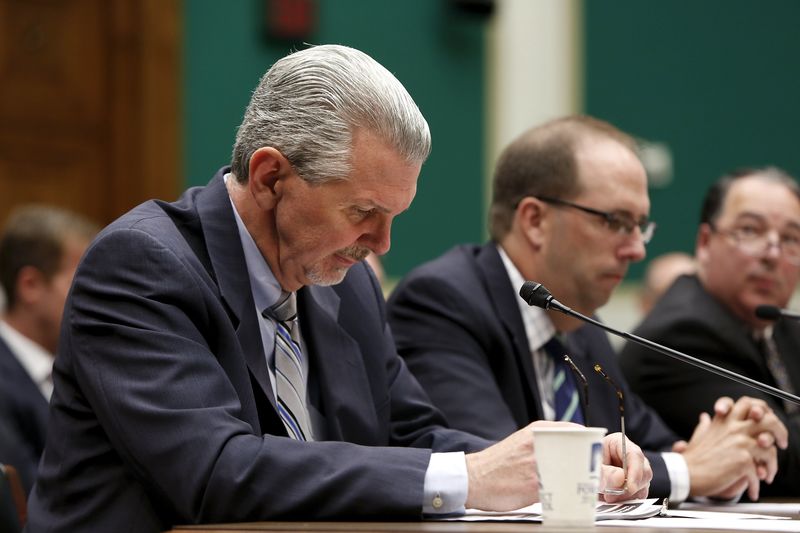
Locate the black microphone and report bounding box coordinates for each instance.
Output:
[519,281,800,407]
[755,304,800,321]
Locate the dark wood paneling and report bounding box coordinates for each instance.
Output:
[0,0,181,226]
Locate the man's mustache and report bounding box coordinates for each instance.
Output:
[338,245,370,262]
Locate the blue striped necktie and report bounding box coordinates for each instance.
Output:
[543,335,585,424]
[262,292,313,440]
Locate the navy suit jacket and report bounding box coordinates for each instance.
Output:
[0,336,49,493]
[387,244,679,497]
[27,170,490,532]
[620,274,800,496]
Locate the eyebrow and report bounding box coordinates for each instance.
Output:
[734,212,768,223]
[609,208,649,222]
[356,202,391,214]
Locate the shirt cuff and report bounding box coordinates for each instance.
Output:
[423,452,468,515]
[661,452,690,503]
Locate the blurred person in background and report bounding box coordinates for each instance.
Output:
[365,252,386,288]
[0,205,98,492]
[639,252,696,314]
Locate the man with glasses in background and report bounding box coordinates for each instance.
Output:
[388,116,788,503]
[621,167,800,496]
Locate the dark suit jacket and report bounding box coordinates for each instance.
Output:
[27,169,490,533]
[0,336,49,493]
[620,274,800,496]
[387,243,679,497]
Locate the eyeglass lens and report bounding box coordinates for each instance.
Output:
[729,226,800,265]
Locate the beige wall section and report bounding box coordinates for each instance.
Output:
[486,0,582,178]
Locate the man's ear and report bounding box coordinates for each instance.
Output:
[247,147,292,209]
[695,223,712,263]
[516,197,549,248]
[14,265,47,307]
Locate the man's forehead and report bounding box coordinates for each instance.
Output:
[722,177,800,220]
[334,175,418,214]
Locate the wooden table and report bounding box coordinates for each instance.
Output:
[171,500,800,533]
[174,522,716,533]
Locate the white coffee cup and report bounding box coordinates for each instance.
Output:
[531,426,607,528]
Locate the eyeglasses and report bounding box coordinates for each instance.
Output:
[562,355,627,496]
[710,222,800,266]
[536,196,656,245]
[594,364,627,496]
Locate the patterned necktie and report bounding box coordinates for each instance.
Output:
[756,332,799,415]
[262,292,314,440]
[542,335,585,424]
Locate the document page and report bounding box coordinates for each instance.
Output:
[437,499,663,522]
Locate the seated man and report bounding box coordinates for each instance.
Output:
[0,205,98,492]
[621,167,800,496]
[388,116,786,503]
[27,47,649,533]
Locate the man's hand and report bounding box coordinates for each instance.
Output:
[464,421,553,511]
[677,396,788,501]
[465,422,652,511]
[600,432,653,502]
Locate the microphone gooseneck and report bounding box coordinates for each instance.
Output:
[519,281,800,407]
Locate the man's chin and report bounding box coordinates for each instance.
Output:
[305,265,351,287]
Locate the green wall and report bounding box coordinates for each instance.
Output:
[585,0,800,279]
[184,0,487,278]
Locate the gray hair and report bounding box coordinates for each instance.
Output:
[231,44,431,183]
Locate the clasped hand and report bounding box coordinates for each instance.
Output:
[673,396,788,501]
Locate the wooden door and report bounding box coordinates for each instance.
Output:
[0,0,181,226]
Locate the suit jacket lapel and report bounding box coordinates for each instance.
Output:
[681,276,771,379]
[195,170,276,409]
[297,285,377,441]
[775,319,800,392]
[475,244,545,420]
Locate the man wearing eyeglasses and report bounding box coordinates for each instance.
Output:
[621,167,800,496]
[387,116,788,503]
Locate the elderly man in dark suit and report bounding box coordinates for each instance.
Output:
[27,47,650,533]
[388,116,788,504]
[621,167,800,496]
[0,206,97,492]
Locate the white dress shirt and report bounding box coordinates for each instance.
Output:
[0,319,54,400]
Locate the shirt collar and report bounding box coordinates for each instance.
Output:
[0,319,53,399]
[225,173,283,312]
[497,244,556,352]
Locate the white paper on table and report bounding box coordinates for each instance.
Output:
[666,509,790,520]
[436,499,663,522]
[681,501,800,517]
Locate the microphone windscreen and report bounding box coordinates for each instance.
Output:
[519,281,552,308]
[755,305,782,321]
